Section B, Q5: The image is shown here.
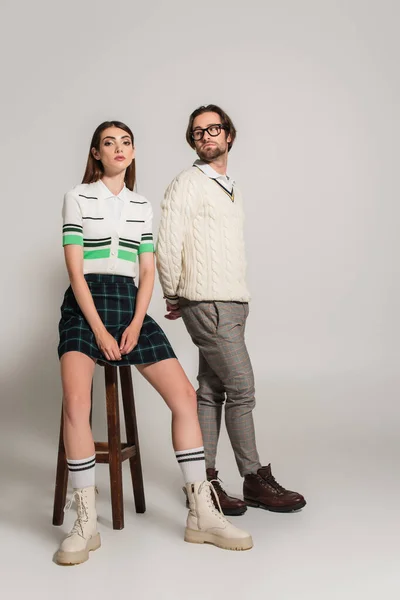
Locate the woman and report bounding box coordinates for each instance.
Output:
[55,121,252,565]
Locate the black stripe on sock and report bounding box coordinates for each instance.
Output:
[176,450,205,458]
[177,456,205,464]
[67,457,96,469]
[67,462,96,472]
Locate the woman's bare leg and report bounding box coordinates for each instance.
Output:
[135,358,202,451]
[56,352,100,566]
[136,358,253,551]
[60,351,96,458]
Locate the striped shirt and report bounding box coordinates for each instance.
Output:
[62,180,154,278]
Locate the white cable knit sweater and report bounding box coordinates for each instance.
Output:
[156,166,250,302]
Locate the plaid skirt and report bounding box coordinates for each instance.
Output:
[58,274,176,365]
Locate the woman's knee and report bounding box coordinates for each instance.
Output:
[172,385,198,418]
[63,392,91,425]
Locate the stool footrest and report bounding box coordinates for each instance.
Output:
[95,443,137,464]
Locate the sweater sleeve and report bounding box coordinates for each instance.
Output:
[156,175,189,303]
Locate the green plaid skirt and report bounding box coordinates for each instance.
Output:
[58,274,176,365]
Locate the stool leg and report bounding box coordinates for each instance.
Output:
[52,406,68,526]
[105,365,124,530]
[120,366,146,513]
[89,382,93,427]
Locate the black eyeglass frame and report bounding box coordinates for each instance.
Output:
[191,124,228,141]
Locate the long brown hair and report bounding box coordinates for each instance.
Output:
[186,104,237,152]
[82,121,136,191]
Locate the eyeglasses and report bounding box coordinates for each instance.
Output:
[191,124,227,141]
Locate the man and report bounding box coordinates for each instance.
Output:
[156,104,306,516]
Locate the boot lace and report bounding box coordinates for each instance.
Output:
[260,471,286,494]
[199,481,228,523]
[63,490,89,539]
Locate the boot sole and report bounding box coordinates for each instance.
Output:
[184,528,253,551]
[222,507,247,516]
[244,498,307,513]
[55,533,101,565]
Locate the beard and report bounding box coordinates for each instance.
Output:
[197,143,226,162]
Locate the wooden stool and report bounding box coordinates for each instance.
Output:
[52,364,146,530]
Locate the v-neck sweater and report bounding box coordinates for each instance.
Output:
[156,166,250,302]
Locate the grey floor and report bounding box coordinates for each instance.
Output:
[1,431,398,599]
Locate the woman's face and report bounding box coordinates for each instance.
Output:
[92,126,135,175]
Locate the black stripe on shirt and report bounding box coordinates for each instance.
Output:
[84,240,112,247]
[63,223,83,229]
[120,237,140,244]
[63,227,83,233]
[119,241,139,250]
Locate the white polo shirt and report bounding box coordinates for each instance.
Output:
[62,180,154,278]
[193,159,234,194]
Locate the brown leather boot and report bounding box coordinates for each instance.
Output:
[243,464,306,512]
[206,469,247,516]
[183,469,247,516]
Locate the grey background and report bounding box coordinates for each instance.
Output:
[0,1,398,598]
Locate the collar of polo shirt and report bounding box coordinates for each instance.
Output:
[91,178,128,201]
[193,159,235,188]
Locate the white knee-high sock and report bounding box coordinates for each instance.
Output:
[67,455,96,489]
[175,447,206,483]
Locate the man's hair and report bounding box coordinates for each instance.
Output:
[186,104,237,152]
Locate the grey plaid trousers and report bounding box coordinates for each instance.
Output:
[180,300,261,476]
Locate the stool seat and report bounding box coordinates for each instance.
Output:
[53,364,145,530]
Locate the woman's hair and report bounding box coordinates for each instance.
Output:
[82,120,136,190]
[185,104,237,152]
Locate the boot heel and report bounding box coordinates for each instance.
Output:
[244,497,259,508]
[184,528,206,545]
[88,533,101,552]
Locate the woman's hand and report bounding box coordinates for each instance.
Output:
[95,329,122,361]
[120,320,142,355]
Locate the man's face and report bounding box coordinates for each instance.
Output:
[192,111,231,162]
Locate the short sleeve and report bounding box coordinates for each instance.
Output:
[138,202,154,254]
[62,191,83,246]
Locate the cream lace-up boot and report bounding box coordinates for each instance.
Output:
[185,481,253,551]
[55,486,100,565]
